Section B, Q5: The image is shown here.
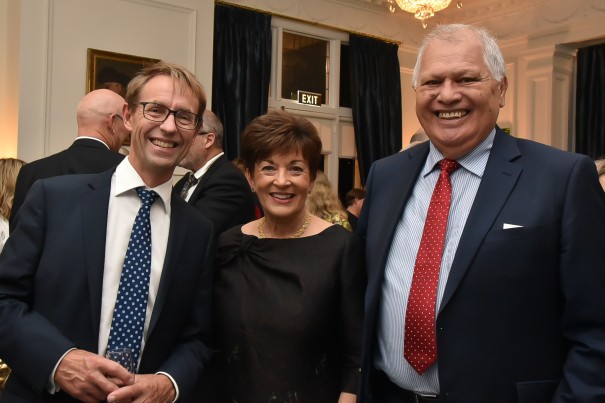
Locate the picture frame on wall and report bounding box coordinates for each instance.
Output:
[86,48,160,97]
[86,48,160,146]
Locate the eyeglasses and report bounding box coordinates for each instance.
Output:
[139,102,200,130]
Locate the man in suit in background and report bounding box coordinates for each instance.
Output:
[9,89,129,229]
[344,187,365,232]
[175,109,255,237]
[358,24,605,403]
[0,61,214,402]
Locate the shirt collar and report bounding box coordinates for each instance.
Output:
[423,128,496,178]
[114,158,173,214]
[193,151,224,179]
[76,136,110,149]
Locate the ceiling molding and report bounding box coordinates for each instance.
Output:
[327,0,605,44]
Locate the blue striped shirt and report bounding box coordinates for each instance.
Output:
[375,129,495,394]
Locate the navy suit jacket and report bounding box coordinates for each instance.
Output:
[173,154,256,237]
[9,138,125,230]
[357,128,605,403]
[0,169,214,403]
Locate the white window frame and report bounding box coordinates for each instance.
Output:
[269,17,357,191]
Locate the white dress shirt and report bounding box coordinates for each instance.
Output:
[98,158,172,361]
[0,217,9,253]
[49,158,179,399]
[76,135,111,149]
[375,129,495,394]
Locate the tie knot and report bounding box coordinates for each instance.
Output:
[135,187,159,206]
[438,159,460,175]
[185,172,199,187]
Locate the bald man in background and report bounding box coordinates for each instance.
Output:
[9,89,129,229]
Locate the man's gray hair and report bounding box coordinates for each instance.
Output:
[200,110,224,149]
[412,24,506,89]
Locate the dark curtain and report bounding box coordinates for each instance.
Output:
[212,4,271,160]
[349,34,402,184]
[575,43,605,159]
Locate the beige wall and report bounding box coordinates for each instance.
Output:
[0,0,21,158]
[3,0,214,162]
[3,0,605,161]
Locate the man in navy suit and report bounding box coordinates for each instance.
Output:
[0,62,214,402]
[358,24,605,403]
[9,89,129,229]
[174,109,255,237]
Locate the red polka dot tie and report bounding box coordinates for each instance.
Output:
[404,159,460,375]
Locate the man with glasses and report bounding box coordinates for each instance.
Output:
[0,62,214,403]
[175,110,256,238]
[9,89,129,229]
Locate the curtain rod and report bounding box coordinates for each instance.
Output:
[215,1,402,46]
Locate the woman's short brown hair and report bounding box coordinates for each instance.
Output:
[241,110,322,180]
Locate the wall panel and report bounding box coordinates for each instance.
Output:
[16,0,213,161]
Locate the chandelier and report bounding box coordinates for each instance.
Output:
[388,0,453,28]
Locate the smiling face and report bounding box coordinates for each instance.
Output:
[248,150,315,224]
[124,75,199,187]
[415,30,507,159]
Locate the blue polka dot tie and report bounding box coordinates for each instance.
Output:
[107,187,159,371]
[404,159,460,374]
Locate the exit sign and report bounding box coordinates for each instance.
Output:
[297,90,321,107]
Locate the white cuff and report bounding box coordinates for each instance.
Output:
[46,348,77,394]
[156,371,179,402]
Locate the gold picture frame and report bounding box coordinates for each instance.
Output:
[86,48,160,96]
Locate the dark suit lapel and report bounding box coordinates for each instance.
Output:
[173,174,187,196]
[148,194,187,335]
[439,129,522,311]
[187,154,226,203]
[369,145,428,293]
[199,155,224,187]
[81,170,114,337]
[362,145,428,381]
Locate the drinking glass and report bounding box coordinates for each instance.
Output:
[105,348,135,373]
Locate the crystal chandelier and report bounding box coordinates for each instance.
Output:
[388,0,453,28]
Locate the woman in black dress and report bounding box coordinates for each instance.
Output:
[213,110,365,403]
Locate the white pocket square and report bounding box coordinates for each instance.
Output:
[503,223,523,229]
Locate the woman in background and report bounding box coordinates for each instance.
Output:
[213,110,364,402]
[0,158,25,252]
[0,157,24,395]
[595,159,605,191]
[306,170,352,231]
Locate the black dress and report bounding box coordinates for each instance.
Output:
[213,225,365,402]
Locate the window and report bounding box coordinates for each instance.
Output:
[270,18,360,193]
[281,32,329,105]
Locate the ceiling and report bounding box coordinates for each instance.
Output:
[345,0,554,25]
[329,0,605,45]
